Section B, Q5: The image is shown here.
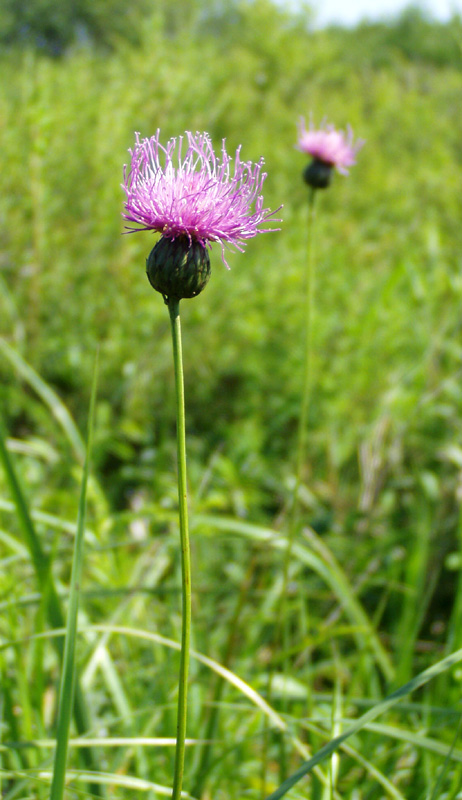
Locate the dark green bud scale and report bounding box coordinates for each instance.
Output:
[146,235,211,301]
[303,159,333,190]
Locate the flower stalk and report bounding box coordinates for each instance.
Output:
[168,297,192,800]
[262,189,317,794]
[122,128,281,799]
[279,187,317,664]
[294,187,316,503]
[280,187,317,698]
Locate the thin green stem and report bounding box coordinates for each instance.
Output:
[168,298,192,800]
[262,189,317,792]
[292,187,317,528]
[279,187,317,657]
[280,187,317,623]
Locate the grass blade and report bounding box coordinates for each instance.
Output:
[0,408,101,793]
[0,338,108,515]
[0,336,85,463]
[1,623,335,788]
[263,647,462,800]
[0,417,50,578]
[49,353,98,800]
[192,514,394,680]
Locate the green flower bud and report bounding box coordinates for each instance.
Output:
[303,159,333,190]
[146,236,211,301]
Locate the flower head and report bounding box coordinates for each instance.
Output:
[122,130,281,269]
[297,118,364,175]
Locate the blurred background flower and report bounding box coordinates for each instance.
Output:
[297,118,364,175]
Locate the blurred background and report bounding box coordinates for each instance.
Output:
[1,1,462,797]
[309,0,462,26]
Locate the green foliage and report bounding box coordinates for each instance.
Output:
[1,2,462,798]
[0,0,150,54]
[326,6,462,68]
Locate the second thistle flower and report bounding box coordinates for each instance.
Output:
[297,118,365,189]
[122,130,281,301]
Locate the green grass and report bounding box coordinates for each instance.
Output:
[1,1,462,797]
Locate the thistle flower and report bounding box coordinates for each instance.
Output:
[122,131,281,297]
[297,118,364,189]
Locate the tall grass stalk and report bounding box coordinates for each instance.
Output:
[167,298,192,800]
[0,415,101,792]
[49,355,98,800]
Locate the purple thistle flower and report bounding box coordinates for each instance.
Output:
[122,130,281,269]
[297,118,364,175]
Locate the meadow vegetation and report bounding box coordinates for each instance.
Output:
[1,1,462,797]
